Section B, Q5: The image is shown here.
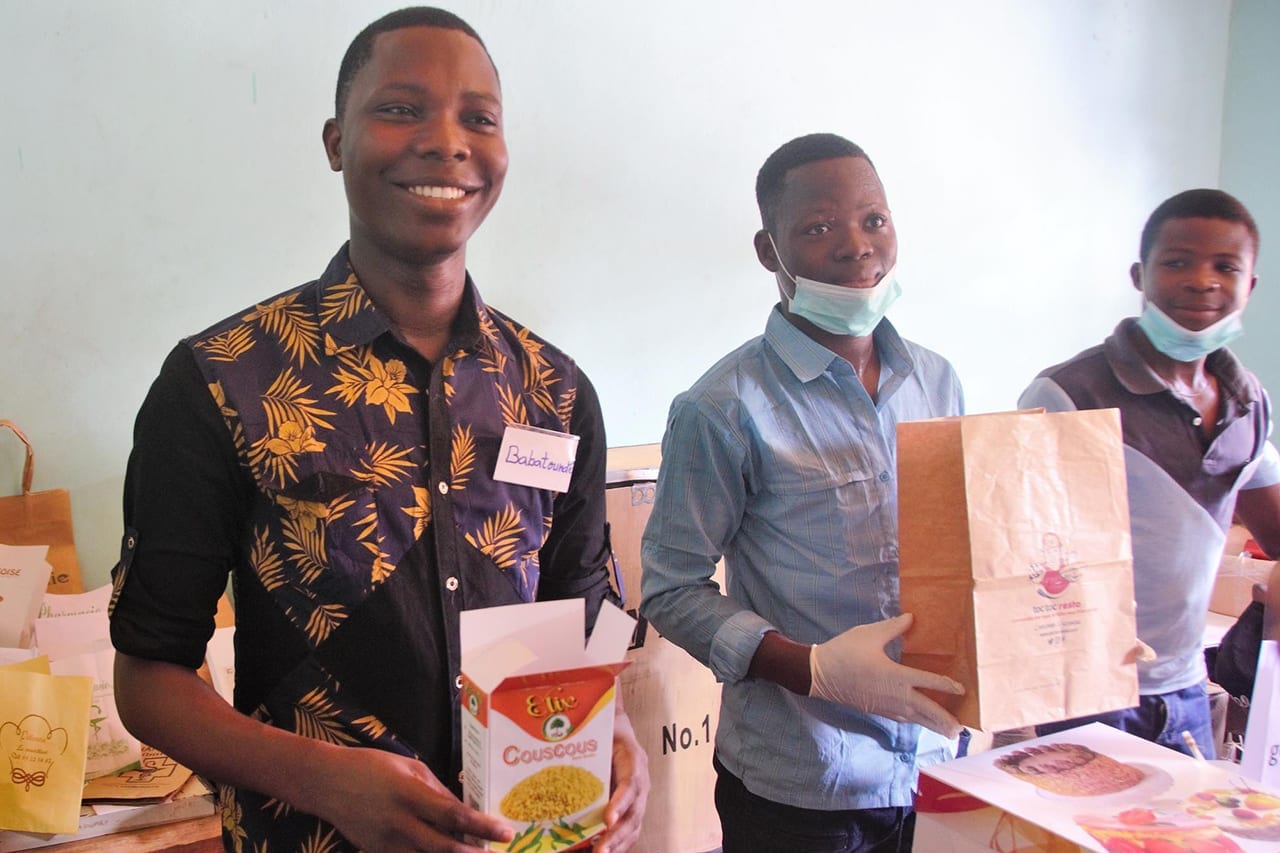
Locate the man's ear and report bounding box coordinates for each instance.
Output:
[754,229,780,272]
[1129,262,1143,292]
[322,118,343,172]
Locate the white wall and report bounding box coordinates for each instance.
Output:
[0,0,1233,588]
[1222,0,1280,401]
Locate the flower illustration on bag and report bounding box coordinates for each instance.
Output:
[1,714,69,794]
[1027,532,1081,599]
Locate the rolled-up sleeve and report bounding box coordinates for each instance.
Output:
[110,345,250,669]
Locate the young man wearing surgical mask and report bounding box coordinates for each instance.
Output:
[640,133,966,852]
[1021,189,1280,757]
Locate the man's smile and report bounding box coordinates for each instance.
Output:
[405,184,471,200]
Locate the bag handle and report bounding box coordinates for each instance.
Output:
[0,419,36,495]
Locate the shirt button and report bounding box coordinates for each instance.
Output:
[446,576,459,591]
[455,675,463,689]
[898,752,912,763]
[879,471,891,482]
[1192,416,1203,426]
[438,481,449,495]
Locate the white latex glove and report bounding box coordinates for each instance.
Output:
[809,613,965,738]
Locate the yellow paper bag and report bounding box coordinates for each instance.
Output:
[0,669,92,834]
[0,657,51,676]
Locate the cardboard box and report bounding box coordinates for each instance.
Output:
[1211,524,1277,619]
[460,599,633,851]
[606,445,723,853]
[1211,552,1277,619]
[917,722,1280,852]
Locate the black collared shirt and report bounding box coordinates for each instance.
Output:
[111,246,613,849]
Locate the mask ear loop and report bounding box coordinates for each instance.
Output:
[766,232,800,300]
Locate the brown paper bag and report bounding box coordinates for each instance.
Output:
[898,408,1139,732]
[0,421,83,595]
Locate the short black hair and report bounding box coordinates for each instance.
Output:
[1139,188,1260,264]
[334,7,494,121]
[755,133,874,231]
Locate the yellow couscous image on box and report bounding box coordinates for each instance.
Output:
[460,599,634,852]
[501,764,603,823]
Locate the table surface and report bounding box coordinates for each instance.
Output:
[22,815,221,853]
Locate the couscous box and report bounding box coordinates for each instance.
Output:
[460,600,633,852]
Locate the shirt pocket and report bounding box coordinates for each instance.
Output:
[254,448,372,529]
[753,403,876,496]
[252,448,394,612]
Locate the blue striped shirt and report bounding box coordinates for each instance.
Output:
[640,308,963,810]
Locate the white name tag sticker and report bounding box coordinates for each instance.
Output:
[493,424,580,493]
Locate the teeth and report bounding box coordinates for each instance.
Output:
[409,185,465,199]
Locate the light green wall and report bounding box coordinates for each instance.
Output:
[1223,0,1280,398]
[0,2,1239,589]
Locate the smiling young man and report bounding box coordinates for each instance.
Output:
[109,8,646,852]
[640,133,965,853]
[1020,189,1280,757]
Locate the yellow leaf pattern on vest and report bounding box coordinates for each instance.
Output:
[326,493,355,524]
[352,715,389,740]
[244,292,321,367]
[209,381,248,455]
[282,515,326,585]
[250,369,335,486]
[318,274,371,325]
[353,442,415,487]
[298,824,343,853]
[556,382,577,427]
[250,526,286,592]
[303,603,347,645]
[218,784,249,853]
[464,503,523,570]
[403,485,432,540]
[197,324,256,363]
[450,424,476,492]
[327,348,415,423]
[294,687,360,746]
[511,324,560,417]
[369,550,393,585]
[496,383,528,426]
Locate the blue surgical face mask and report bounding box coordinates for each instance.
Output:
[768,233,901,337]
[1136,302,1244,362]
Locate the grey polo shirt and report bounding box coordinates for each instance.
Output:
[1020,318,1280,694]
